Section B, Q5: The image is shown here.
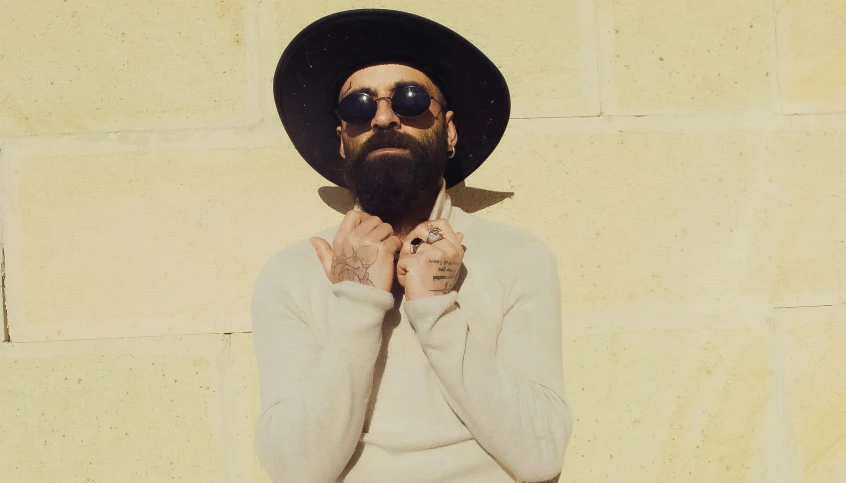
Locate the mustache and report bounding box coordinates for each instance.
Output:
[360,130,419,153]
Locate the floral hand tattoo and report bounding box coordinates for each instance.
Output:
[331,244,379,286]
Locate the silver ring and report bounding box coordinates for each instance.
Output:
[427,232,444,244]
[426,225,444,244]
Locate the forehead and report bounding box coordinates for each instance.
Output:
[341,63,438,94]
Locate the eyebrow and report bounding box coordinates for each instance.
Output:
[338,79,429,101]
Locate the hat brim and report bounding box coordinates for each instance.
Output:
[272,9,511,189]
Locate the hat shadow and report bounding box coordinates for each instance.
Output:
[317,181,514,214]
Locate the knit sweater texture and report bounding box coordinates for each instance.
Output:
[252,182,573,482]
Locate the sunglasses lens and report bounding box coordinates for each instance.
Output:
[338,93,376,125]
[392,85,432,118]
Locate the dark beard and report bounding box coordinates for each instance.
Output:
[342,127,447,224]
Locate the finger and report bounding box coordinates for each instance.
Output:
[309,237,334,279]
[455,232,466,253]
[402,237,436,259]
[335,210,369,241]
[396,250,412,277]
[366,222,394,243]
[383,234,403,254]
[426,219,461,247]
[351,215,385,238]
[429,222,463,257]
[398,237,437,263]
[405,219,456,245]
[395,255,408,288]
[403,220,459,251]
[382,234,403,261]
[403,222,439,249]
[402,227,429,255]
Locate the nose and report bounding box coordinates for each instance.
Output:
[370,97,401,130]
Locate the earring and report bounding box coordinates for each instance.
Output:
[447,146,456,159]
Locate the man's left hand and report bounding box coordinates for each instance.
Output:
[397,219,465,300]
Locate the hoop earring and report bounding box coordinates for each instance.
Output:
[447,146,456,159]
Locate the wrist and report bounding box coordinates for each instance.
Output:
[333,280,396,310]
[405,285,452,301]
[404,290,460,335]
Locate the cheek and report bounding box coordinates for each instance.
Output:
[342,128,371,150]
[401,128,432,146]
[340,136,360,157]
[343,123,370,139]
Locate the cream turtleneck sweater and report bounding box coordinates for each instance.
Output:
[251,181,573,482]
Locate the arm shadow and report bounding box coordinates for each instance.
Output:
[317,181,514,214]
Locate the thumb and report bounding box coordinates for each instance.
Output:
[309,237,333,279]
[385,235,403,255]
[456,232,465,244]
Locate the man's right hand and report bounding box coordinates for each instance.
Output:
[310,211,402,293]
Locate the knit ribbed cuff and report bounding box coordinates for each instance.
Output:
[403,291,459,335]
[327,281,396,336]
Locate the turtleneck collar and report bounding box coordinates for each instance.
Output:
[427,178,454,223]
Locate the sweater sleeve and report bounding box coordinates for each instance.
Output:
[403,240,573,483]
[251,256,395,483]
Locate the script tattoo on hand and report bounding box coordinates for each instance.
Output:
[429,260,461,294]
[331,245,379,286]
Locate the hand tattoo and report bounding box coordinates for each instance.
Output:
[428,260,460,294]
[332,245,379,286]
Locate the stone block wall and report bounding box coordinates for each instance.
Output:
[1,1,844,481]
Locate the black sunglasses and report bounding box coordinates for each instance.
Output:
[337,84,445,125]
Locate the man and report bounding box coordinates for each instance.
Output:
[253,9,573,483]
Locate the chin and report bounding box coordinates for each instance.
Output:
[351,168,440,217]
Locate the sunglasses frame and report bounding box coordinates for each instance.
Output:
[335,84,446,125]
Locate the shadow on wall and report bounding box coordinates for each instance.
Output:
[318,181,515,214]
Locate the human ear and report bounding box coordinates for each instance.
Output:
[445,111,458,152]
[336,125,346,159]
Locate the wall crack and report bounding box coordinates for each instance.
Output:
[774,304,834,310]
[2,244,8,342]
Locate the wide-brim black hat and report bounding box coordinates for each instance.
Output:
[272,9,511,189]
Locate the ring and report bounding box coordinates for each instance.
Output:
[410,237,423,254]
[426,225,444,244]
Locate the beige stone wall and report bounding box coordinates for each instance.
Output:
[1,1,843,481]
